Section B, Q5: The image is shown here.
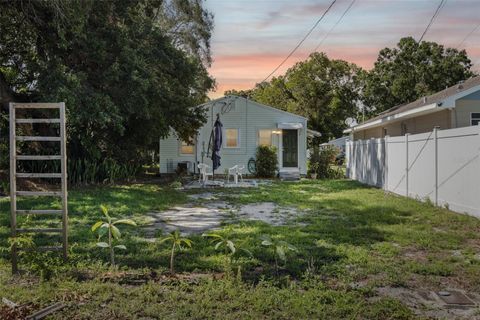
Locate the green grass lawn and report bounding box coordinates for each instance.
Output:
[1,179,480,319]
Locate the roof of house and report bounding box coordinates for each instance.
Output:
[348,76,480,131]
[200,95,307,120]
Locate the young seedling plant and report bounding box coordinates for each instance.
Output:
[260,235,297,274]
[158,230,193,274]
[203,231,252,278]
[91,205,137,267]
[203,232,251,257]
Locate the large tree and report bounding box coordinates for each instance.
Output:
[363,37,475,115]
[245,53,363,141]
[0,0,214,167]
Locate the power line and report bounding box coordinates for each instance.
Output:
[313,0,355,52]
[418,0,447,42]
[260,0,337,83]
[456,22,480,49]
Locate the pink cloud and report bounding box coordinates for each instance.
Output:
[206,0,480,99]
[207,47,383,98]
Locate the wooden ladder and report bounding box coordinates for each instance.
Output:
[9,102,68,274]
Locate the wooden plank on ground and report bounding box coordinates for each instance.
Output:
[26,302,66,320]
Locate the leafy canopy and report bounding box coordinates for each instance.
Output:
[0,0,214,166]
[226,38,475,140]
[242,53,363,142]
[362,36,474,115]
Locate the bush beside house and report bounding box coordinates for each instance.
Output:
[255,146,278,178]
[309,146,342,179]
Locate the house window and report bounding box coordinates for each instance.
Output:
[180,140,194,155]
[225,129,239,148]
[471,113,480,126]
[258,129,273,146]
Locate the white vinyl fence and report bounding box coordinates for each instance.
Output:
[346,125,480,218]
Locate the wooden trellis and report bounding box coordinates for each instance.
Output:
[9,102,68,274]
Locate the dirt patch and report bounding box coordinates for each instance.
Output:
[0,303,40,320]
[97,270,224,286]
[187,192,223,201]
[234,202,302,226]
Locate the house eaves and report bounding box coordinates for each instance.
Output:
[343,102,440,133]
[344,76,480,134]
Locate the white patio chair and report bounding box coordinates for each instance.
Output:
[237,165,245,183]
[198,163,213,183]
[227,165,238,184]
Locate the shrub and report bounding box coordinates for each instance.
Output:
[309,145,342,179]
[169,180,182,189]
[255,145,278,178]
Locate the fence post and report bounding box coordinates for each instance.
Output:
[384,135,389,192]
[405,133,409,197]
[433,126,439,206]
[345,139,350,178]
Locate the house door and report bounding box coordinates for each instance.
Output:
[282,129,298,167]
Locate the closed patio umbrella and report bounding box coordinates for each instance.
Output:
[211,114,223,177]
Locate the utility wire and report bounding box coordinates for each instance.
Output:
[456,22,480,49]
[260,0,337,83]
[418,0,447,42]
[313,0,355,52]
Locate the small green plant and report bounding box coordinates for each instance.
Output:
[158,230,193,274]
[308,162,320,178]
[203,232,251,279]
[0,180,9,195]
[5,235,62,280]
[203,232,251,257]
[260,235,297,273]
[91,205,137,267]
[169,180,182,189]
[255,145,278,178]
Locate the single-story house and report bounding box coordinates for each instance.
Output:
[326,136,348,152]
[345,76,480,139]
[159,95,313,177]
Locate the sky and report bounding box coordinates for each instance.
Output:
[204,0,480,98]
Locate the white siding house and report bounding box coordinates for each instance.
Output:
[159,96,308,176]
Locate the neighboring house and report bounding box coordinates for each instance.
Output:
[327,136,348,152]
[159,95,310,176]
[344,76,480,139]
